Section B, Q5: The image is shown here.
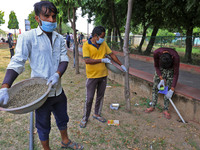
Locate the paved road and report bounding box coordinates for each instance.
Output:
[117,56,200,90]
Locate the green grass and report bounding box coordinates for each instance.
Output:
[175,47,200,54]
[153,45,200,54]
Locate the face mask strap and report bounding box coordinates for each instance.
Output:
[38,16,42,26]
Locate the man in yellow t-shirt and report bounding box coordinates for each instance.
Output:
[80,26,127,128]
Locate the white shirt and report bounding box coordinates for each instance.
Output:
[7,26,69,97]
[70,33,73,39]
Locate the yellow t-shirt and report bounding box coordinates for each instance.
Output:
[82,39,112,78]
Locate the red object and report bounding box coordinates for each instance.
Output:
[19,29,21,34]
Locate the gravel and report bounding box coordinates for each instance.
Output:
[7,84,48,108]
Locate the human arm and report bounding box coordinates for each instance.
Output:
[84,58,102,64]
[153,49,162,80]
[46,62,68,86]
[153,49,166,89]
[56,61,68,77]
[171,55,180,91]
[82,42,105,64]
[0,69,19,106]
[109,53,127,72]
[47,36,69,85]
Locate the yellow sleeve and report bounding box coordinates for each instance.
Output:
[82,42,90,58]
[105,42,112,55]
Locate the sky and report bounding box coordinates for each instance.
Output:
[0,0,94,34]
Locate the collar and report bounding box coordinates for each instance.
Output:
[88,37,100,48]
[36,26,58,37]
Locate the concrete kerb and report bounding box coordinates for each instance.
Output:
[68,48,200,123]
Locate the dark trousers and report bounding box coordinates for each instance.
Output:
[82,76,107,121]
[10,48,14,58]
[67,41,70,48]
[35,90,69,141]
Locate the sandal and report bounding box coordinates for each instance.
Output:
[145,107,155,113]
[61,140,84,150]
[80,119,87,128]
[163,110,171,119]
[92,115,106,123]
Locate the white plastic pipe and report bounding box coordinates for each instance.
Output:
[169,98,186,123]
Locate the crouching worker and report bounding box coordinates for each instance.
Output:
[145,47,180,119]
[0,1,83,150]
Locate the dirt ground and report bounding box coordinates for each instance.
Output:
[0,47,200,150]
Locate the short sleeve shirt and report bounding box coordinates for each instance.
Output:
[82,38,112,78]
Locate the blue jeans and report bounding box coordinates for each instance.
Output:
[35,90,69,141]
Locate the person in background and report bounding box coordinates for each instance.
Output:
[145,47,180,119]
[78,33,81,45]
[79,26,127,128]
[0,1,83,150]
[8,33,14,58]
[79,32,84,45]
[66,32,70,48]
[70,32,74,46]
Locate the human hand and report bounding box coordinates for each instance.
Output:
[47,73,60,86]
[101,58,111,64]
[166,89,174,99]
[0,88,9,106]
[157,79,165,90]
[121,65,127,72]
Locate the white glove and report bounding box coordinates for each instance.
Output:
[47,73,60,86]
[0,88,9,106]
[101,58,111,64]
[166,89,174,99]
[157,79,165,90]
[121,65,127,72]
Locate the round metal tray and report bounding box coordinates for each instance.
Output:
[0,77,52,114]
[106,60,123,74]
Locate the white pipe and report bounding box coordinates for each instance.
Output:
[169,98,186,123]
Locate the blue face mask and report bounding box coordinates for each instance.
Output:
[39,17,57,32]
[96,38,104,44]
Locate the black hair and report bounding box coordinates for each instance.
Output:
[34,1,58,16]
[92,26,105,37]
[160,53,173,69]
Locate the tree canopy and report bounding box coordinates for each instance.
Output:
[0,10,5,26]
[28,11,38,29]
[8,11,19,29]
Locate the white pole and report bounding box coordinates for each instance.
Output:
[169,98,186,123]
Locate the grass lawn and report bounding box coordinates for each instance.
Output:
[175,47,200,54]
[0,48,200,150]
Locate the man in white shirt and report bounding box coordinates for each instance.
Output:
[0,1,83,150]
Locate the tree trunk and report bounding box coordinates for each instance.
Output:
[111,28,118,50]
[110,0,123,51]
[184,27,193,63]
[123,0,133,112]
[106,28,112,44]
[73,7,80,74]
[59,17,62,34]
[144,26,159,55]
[138,24,149,53]
[68,6,79,74]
